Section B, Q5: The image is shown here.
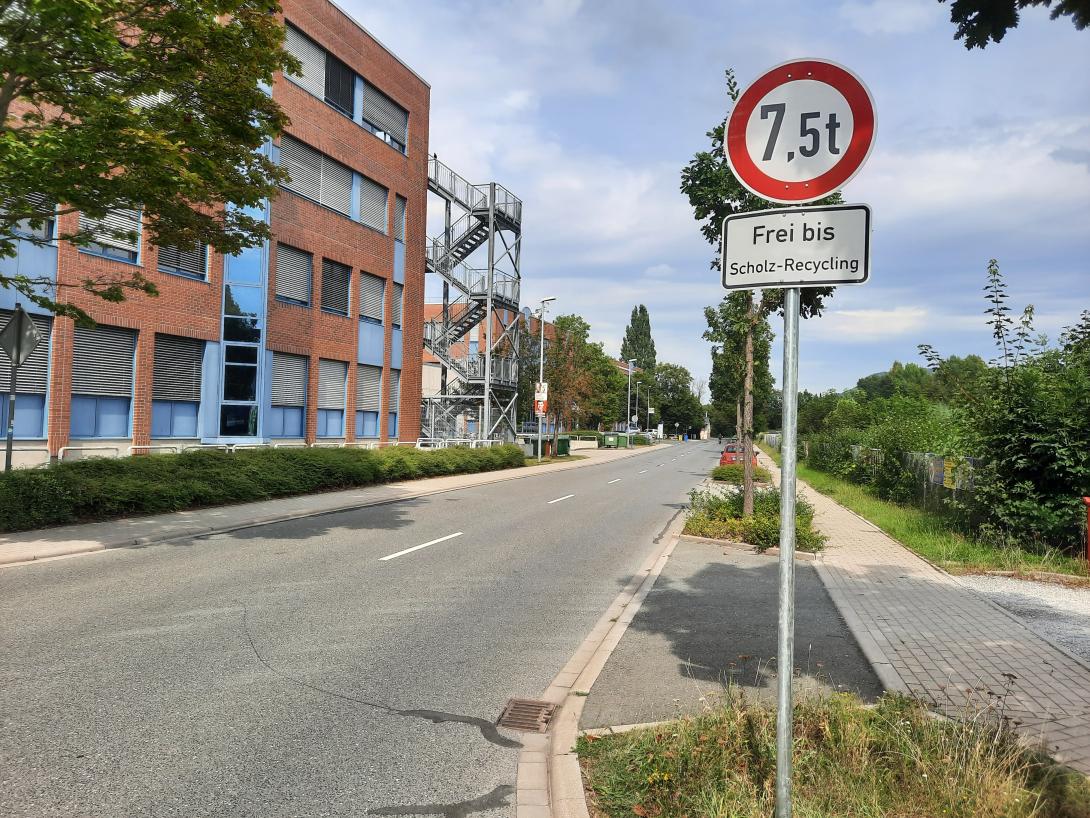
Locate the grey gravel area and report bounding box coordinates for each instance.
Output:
[956,575,1090,664]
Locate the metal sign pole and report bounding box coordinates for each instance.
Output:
[775,286,801,818]
[5,335,20,473]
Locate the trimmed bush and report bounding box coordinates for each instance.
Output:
[712,464,772,484]
[0,444,525,533]
[684,486,825,552]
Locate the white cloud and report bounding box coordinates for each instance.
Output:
[810,306,929,341]
[837,0,940,35]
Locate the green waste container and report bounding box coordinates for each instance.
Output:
[617,433,630,449]
[602,433,618,448]
[556,436,571,456]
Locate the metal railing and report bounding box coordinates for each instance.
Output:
[428,156,488,212]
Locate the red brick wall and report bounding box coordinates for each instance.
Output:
[37,0,429,452]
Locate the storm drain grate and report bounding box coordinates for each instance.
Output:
[497,698,557,733]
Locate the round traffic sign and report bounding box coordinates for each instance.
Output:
[725,59,875,204]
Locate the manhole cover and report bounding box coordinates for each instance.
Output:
[497,698,557,733]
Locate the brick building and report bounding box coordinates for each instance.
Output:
[0,0,429,465]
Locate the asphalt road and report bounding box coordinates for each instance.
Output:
[1,442,719,818]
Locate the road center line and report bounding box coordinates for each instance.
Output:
[638,469,648,474]
[607,478,622,484]
[379,532,463,561]
[547,494,575,504]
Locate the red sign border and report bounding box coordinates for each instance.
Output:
[726,59,876,204]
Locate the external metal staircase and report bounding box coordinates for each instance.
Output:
[421,156,523,442]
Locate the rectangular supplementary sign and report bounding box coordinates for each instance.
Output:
[721,203,871,290]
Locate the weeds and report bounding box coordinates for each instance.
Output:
[684,486,825,552]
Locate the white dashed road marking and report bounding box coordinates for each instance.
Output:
[547,494,575,504]
[380,532,463,561]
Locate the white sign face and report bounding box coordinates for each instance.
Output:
[534,382,548,402]
[648,407,655,414]
[721,203,870,291]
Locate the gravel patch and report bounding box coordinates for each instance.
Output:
[957,574,1090,664]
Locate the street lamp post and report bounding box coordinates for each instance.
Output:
[626,358,636,434]
[537,297,556,463]
[635,382,642,432]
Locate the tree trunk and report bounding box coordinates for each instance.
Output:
[736,398,742,441]
[742,292,755,518]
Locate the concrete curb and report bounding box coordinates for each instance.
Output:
[679,533,819,561]
[1,444,667,569]
[514,505,689,817]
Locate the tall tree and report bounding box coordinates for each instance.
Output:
[0,0,295,319]
[620,304,657,371]
[682,68,839,515]
[654,362,703,436]
[941,0,1089,48]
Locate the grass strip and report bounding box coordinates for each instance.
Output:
[757,441,1088,579]
[579,691,1090,818]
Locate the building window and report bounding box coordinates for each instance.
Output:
[359,175,388,233]
[274,243,312,305]
[321,258,351,316]
[157,242,208,280]
[324,53,355,116]
[151,334,204,437]
[391,282,403,329]
[70,324,136,438]
[355,364,381,438]
[360,272,385,324]
[362,83,408,154]
[78,207,142,263]
[11,193,55,241]
[387,368,400,438]
[394,195,407,243]
[284,24,326,99]
[279,135,353,217]
[0,309,51,438]
[269,352,307,437]
[317,358,347,437]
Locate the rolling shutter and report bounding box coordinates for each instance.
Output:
[11,192,55,239]
[317,359,347,409]
[0,310,51,394]
[271,352,308,406]
[284,25,326,99]
[388,369,401,411]
[275,244,312,304]
[321,259,351,315]
[280,135,322,202]
[360,273,384,321]
[71,324,136,397]
[394,195,406,242]
[320,158,353,216]
[358,175,388,233]
[152,334,203,401]
[79,207,141,253]
[392,282,404,327]
[362,85,408,143]
[356,364,381,411]
[157,243,207,278]
[324,54,355,115]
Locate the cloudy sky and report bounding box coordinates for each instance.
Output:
[341,0,1089,393]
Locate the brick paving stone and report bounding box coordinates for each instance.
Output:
[759,451,1090,774]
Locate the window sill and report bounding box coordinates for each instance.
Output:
[78,249,141,267]
[158,268,209,283]
[275,297,312,309]
[320,308,350,318]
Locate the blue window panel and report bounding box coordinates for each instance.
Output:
[355,410,379,438]
[359,320,384,366]
[390,327,402,370]
[70,395,130,438]
[469,340,479,357]
[227,242,263,284]
[268,405,304,437]
[388,412,398,439]
[151,400,199,438]
[317,408,344,437]
[0,394,46,438]
[467,420,477,435]
[393,241,405,284]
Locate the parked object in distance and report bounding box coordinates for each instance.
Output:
[720,444,758,468]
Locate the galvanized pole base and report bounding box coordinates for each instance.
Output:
[775,286,801,818]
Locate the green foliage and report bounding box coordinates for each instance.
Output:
[0,0,294,318]
[711,464,772,484]
[685,487,825,552]
[944,0,1090,48]
[0,445,526,532]
[578,691,1090,818]
[620,304,657,372]
[654,362,704,436]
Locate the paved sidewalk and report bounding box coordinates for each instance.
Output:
[0,443,663,567]
[760,451,1090,773]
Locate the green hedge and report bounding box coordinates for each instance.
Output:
[712,464,773,484]
[684,486,826,552]
[0,444,526,533]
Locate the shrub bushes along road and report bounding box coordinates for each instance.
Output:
[0,445,526,533]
